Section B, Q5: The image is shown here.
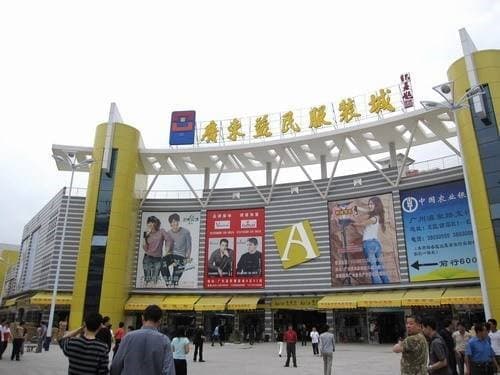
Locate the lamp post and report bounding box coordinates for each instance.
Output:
[421,81,491,318]
[47,153,94,342]
[0,257,16,307]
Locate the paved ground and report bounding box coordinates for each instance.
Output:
[0,342,400,374]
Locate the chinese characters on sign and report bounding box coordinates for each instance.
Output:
[400,180,478,282]
[400,73,414,108]
[328,194,400,286]
[204,208,265,289]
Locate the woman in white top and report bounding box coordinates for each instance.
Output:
[171,326,190,375]
[359,197,389,284]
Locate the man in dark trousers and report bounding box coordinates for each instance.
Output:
[283,324,298,368]
[439,319,457,375]
[422,318,450,375]
[193,325,205,362]
[465,323,499,375]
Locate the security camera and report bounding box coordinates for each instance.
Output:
[440,84,451,94]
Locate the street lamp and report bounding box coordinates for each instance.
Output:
[47,152,94,342]
[421,81,491,318]
[0,257,16,307]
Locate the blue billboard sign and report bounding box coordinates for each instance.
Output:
[170,110,196,145]
[400,180,479,282]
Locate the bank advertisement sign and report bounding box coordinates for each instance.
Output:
[170,110,196,145]
[136,211,200,289]
[328,193,400,286]
[204,208,265,289]
[400,180,479,282]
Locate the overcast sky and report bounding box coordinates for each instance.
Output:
[1,0,499,245]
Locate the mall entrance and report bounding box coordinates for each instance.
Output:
[273,310,326,339]
[367,310,405,344]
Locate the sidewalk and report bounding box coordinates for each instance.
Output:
[0,342,400,374]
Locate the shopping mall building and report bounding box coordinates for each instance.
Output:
[1,30,498,344]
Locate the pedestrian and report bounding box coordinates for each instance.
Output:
[59,312,109,374]
[113,322,126,358]
[300,324,307,346]
[0,321,11,359]
[36,322,48,353]
[211,324,222,346]
[96,316,112,353]
[422,317,451,374]
[276,328,284,357]
[193,324,205,362]
[10,321,26,361]
[453,321,472,375]
[319,325,335,375]
[172,326,190,375]
[310,326,320,356]
[20,321,27,356]
[110,304,175,375]
[465,323,499,375]
[392,315,428,375]
[283,324,298,368]
[439,319,457,375]
[487,319,500,366]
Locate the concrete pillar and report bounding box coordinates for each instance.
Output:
[204,167,210,190]
[389,142,397,168]
[320,155,327,179]
[264,309,273,341]
[266,162,272,186]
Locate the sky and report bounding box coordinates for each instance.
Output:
[1,0,499,245]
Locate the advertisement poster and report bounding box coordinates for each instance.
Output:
[400,180,479,282]
[135,211,200,289]
[328,193,400,286]
[204,208,265,289]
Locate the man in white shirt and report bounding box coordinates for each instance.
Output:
[488,319,500,365]
[453,321,472,375]
[310,327,320,356]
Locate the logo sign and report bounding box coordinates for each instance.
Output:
[241,219,257,229]
[273,220,320,269]
[170,110,196,145]
[214,220,231,229]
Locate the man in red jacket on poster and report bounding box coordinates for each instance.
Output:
[283,325,298,368]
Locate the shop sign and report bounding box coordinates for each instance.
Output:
[271,297,320,309]
[273,220,320,269]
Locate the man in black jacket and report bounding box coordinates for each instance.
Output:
[193,325,206,362]
[439,319,457,375]
[96,316,112,353]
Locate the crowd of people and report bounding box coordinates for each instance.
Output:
[393,315,500,375]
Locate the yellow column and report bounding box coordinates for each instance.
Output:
[448,50,500,319]
[70,123,147,329]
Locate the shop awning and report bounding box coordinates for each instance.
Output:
[194,296,231,311]
[227,296,261,310]
[441,287,482,305]
[162,295,200,311]
[124,295,165,311]
[30,292,72,305]
[318,293,363,309]
[4,297,18,307]
[357,290,406,308]
[401,289,445,307]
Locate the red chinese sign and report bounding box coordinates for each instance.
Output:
[204,208,265,289]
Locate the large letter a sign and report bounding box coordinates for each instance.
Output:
[273,220,320,269]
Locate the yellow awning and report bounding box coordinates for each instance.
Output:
[357,290,406,308]
[194,296,231,311]
[318,293,363,309]
[124,295,165,311]
[30,292,72,306]
[271,297,320,310]
[227,296,261,310]
[162,295,200,311]
[441,287,483,305]
[402,289,444,307]
[4,297,18,307]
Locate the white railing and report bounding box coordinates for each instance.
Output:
[407,154,462,175]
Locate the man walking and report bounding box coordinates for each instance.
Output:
[36,322,47,353]
[310,326,320,356]
[440,319,458,375]
[422,318,450,374]
[10,321,26,361]
[96,316,112,353]
[487,319,500,367]
[283,324,298,368]
[59,313,109,374]
[319,325,335,375]
[393,315,428,375]
[453,322,472,375]
[0,321,11,359]
[111,304,175,375]
[193,324,205,362]
[465,323,499,375]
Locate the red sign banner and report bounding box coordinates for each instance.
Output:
[204,208,265,289]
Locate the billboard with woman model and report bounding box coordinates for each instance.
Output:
[135,211,200,289]
[328,193,400,286]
